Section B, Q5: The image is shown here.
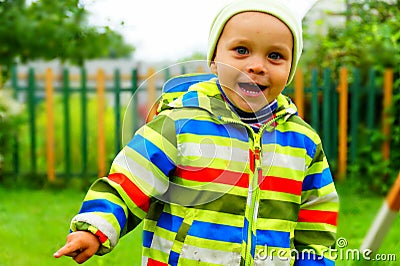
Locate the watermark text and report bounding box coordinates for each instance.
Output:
[255,237,397,262]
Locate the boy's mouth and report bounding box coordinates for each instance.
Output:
[238,82,268,95]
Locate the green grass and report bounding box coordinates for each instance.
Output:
[335,181,400,265]
[0,182,399,266]
[0,187,142,266]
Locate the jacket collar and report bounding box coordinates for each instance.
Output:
[158,76,297,127]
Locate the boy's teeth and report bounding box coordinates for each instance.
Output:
[243,88,259,94]
[239,82,266,94]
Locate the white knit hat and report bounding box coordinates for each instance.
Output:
[207,0,317,85]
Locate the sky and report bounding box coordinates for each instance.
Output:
[81,0,233,63]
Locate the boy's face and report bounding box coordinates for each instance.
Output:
[210,12,293,112]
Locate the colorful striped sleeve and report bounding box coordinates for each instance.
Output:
[70,178,132,255]
[70,113,178,254]
[294,140,339,265]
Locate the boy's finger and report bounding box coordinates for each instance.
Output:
[53,243,81,258]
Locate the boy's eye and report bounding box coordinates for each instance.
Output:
[269,52,282,60]
[235,47,248,55]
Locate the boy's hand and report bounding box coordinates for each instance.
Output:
[54,231,101,264]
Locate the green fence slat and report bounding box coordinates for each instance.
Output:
[131,69,138,132]
[366,68,376,132]
[332,82,339,163]
[350,68,361,163]
[27,68,37,173]
[80,67,88,175]
[164,68,171,81]
[311,69,319,131]
[322,68,332,160]
[63,68,71,177]
[114,69,121,154]
[10,65,20,174]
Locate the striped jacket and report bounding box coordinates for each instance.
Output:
[71,74,339,265]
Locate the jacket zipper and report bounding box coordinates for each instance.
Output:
[217,116,263,265]
[217,115,285,265]
[245,131,262,266]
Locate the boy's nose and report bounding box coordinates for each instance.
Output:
[246,58,267,75]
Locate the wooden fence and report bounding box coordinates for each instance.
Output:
[1,65,396,182]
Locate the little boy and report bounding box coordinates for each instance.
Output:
[55,0,338,265]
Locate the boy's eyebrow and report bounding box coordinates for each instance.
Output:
[268,43,292,51]
[227,37,252,43]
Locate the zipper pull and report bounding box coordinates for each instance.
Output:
[254,146,261,161]
[253,133,261,162]
[249,133,262,174]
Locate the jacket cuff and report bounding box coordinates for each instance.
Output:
[71,213,118,255]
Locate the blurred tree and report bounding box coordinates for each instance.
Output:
[300,0,400,195]
[179,51,207,62]
[0,0,134,76]
[302,0,400,78]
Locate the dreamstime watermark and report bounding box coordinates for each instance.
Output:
[255,237,397,262]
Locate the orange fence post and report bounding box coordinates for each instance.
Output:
[97,68,106,177]
[196,65,205,73]
[294,69,304,118]
[386,172,400,212]
[146,68,158,123]
[382,69,393,161]
[337,68,348,180]
[45,68,56,181]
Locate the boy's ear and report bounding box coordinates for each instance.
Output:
[210,61,217,74]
